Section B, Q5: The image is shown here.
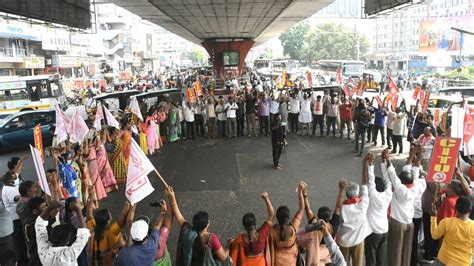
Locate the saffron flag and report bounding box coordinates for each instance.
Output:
[433,108,441,127]
[104,106,120,129]
[30,145,50,196]
[336,67,342,85]
[384,94,392,108]
[388,76,399,96]
[427,137,461,183]
[464,106,474,155]
[33,124,44,162]
[194,80,203,97]
[356,81,365,97]
[281,70,287,88]
[306,71,313,88]
[129,97,143,121]
[126,139,155,204]
[54,103,70,143]
[186,87,196,103]
[68,110,89,143]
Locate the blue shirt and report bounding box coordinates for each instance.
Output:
[373,108,387,126]
[114,228,160,266]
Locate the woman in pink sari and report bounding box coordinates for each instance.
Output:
[146,109,159,156]
[96,129,118,193]
[84,138,107,201]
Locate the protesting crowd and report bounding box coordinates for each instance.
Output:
[1,73,474,266]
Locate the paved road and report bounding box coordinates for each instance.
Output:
[0,129,410,261]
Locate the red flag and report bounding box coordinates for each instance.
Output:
[422,91,431,113]
[391,94,399,111]
[343,84,350,97]
[375,96,383,107]
[350,84,358,97]
[412,85,421,100]
[388,76,399,96]
[336,67,342,85]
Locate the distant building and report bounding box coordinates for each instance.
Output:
[369,0,474,74]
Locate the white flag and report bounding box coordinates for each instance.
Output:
[125,139,155,204]
[94,102,104,131]
[54,103,70,143]
[30,145,51,196]
[129,97,143,121]
[68,110,89,143]
[104,106,120,129]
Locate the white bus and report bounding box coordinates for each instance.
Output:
[273,59,299,71]
[316,60,365,82]
[254,58,273,74]
[0,74,67,118]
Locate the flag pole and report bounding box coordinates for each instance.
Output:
[154,169,169,189]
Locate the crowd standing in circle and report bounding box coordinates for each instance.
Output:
[0,76,474,266]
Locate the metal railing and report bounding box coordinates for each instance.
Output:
[0,47,26,58]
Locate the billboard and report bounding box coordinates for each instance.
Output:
[365,0,412,17]
[223,51,239,66]
[419,16,474,53]
[0,0,91,29]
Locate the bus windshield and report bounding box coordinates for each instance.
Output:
[343,64,365,76]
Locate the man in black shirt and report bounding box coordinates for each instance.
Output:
[271,113,286,170]
[245,90,257,136]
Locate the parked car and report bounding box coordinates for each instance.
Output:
[0,109,55,152]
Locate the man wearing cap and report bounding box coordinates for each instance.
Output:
[114,200,167,266]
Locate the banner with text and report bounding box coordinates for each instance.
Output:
[427,137,461,183]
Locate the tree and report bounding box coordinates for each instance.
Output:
[279,22,310,60]
[302,23,369,63]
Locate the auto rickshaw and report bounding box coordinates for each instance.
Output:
[362,70,382,92]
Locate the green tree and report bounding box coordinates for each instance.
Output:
[279,22,310,60]
[302,23,369,63]
[191,47,206,64]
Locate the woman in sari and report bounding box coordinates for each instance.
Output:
[271,182,305,266]
[84,138,107,201]
[166,186,230,265]
[156,106,167,145]
[107,126,130,184]
[139,120,148,155]
[96,129,118,192]
[168,103,180,143]
[146,109,159,156]
[230,192,274,266]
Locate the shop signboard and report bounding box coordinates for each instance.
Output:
[0,24,41,41]
[42,32,71,51]
[23,57,45,69]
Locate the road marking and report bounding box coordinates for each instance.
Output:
[294,135,311,152]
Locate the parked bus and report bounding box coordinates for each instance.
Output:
[273,59,299,71]
[254,58,273,74]
[315,60,365,83]
[0,74,67,118]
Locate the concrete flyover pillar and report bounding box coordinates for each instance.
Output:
[202,39,254,81]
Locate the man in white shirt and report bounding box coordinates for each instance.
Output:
[1,171,28,264]
[391,108,407,154]
[311,95,324,136]
[298,93,312,135]
[36,200,90,266]
[215,96,227,138]
[384,146,426,266]
[386,109,395,150]
[194,96,206,137]
[365,151,392,266]
[269,93,280,125]
[183,102,196,140]
[289,91,301,134]
[225,96,238,138]
[336,157,371,266]
[0,190,14,266]
[414,127,435,171]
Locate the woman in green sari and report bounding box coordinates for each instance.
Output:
[168,103,180,142]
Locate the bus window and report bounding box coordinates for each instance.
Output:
[51,82,61,97]
[0,89,28,100]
